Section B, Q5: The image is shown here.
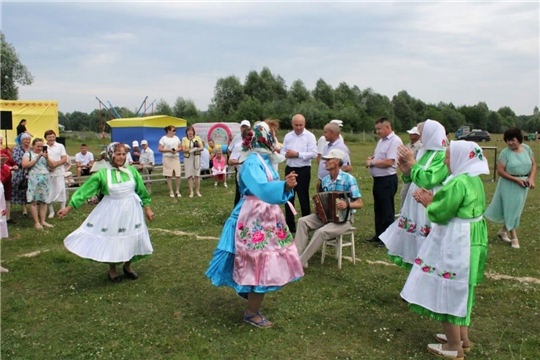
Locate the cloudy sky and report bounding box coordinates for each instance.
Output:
[3,1,539,116]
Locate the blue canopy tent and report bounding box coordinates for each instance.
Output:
[107,115,187,165]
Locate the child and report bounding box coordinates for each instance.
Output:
[212,148,228,188]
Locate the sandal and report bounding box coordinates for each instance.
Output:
[427,343,464,359]
[243,311,272,328]
[41,222,54,228]
[34,223,43,230]
[497,231,511,243]
[511,238,520,249]
[434,334,471,353]
[176,192,181,198]
[169,192,175,198]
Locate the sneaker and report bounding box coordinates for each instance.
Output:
[224,183,228,188]
[214,182,218,188]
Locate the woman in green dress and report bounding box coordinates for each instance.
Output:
[484,127,536,249]
[381,119,450,269]
[401,140,490,360]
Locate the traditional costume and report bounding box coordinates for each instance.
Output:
[381,120,449,269]
[206,122,304,295]
[63,143,153,264]
[401,140,489,326]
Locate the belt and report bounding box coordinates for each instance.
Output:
[510,174,529,177]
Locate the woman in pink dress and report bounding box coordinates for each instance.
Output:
[211,148,228,188]
[206,120,304,328]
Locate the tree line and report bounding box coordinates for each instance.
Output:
[1,30,538,134]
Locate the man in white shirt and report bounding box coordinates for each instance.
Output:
[280,114,317,232]
[228,120,251,206]
[44,130,68,219]
[137,140,154,194]
[75,143,94,186]
[199,141,211,177]
[317,119,344,164]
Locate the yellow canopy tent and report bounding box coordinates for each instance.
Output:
[0,100,59,148]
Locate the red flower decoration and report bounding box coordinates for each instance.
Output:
[469,151,475,159]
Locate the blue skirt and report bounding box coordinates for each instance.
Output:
[205,199,293,294]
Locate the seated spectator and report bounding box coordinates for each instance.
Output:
[200,142,211,177]
[124,144,134,165]
[75,144,94,186]
[212,148,228,188]
[137,140,154,194]
[294,149,363,267]
[131,141,141,165]
[64,156,76,187]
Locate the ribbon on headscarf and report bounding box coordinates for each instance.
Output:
[443,140,490,184]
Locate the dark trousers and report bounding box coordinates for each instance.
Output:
[373,174,398,238]
[234,167,241,207]
[284,165,312,232]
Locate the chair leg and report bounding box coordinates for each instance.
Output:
[337,235,343,269]
[321,241,327,264]
[351,232,356,265]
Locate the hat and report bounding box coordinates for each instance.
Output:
[322,149,345,161]
[407,126,421,135]
[140,140,148,145]
[124,144,131,150]
[240,120,251,127]
[132,140,139,147]
[330,119,343,127]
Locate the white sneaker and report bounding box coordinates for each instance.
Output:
[214,182,218,188]
[224,183,228,188]
[48,212,55,219]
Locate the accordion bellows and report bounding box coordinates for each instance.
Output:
[313,191,351,223]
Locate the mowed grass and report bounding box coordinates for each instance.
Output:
[2,131,539,359]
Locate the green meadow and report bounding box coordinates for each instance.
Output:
[2,130,539,359]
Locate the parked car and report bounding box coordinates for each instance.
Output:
[459,130,491,142]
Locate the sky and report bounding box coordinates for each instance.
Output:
[2,1,539,116]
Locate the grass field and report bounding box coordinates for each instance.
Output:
[2,130,539,359]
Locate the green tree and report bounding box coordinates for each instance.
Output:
[312,79,335,108]
[334,82,357,107]
[173,97,199,119]
[155,98,173,116]
[288,79,311,103]
[211,75,244,116]
[0,31,34,99]
[233,97,265,122]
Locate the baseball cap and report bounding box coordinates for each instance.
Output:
[240,120,251,127]
[407,126,420,135]
[132,140,139,147]
[322,149,345,161]
[330,119,343,127]
[140,140,148,145]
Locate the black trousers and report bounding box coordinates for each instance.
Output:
[233,167,241,207]
[373,174,398,237]
[285,165,312,232]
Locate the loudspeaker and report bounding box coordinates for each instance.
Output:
[0,111,13,130]
[56,136,66,147]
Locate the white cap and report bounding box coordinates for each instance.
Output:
[240,120,251,127]
[140,140,148,145]
[407,126,420,135]
[132,140,139,147]
[322,149,345,161]
[124,144,131,149]
[330,119,343,127]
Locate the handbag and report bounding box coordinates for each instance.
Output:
[17,152,32,191]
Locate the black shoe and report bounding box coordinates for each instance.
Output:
[108,272,123,283]
[23,213,28,218]
[6,219,15,224]
[375,241,386,248]
[365,236,380,243]
[123,266,139,280]
[237,292,249,300]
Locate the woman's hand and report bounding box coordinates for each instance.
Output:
[57,206,72,218]
[397,145,415,176]
[412,188,433,208]
[285,171,298,191]
[526,177,535,189]
[145,206,154,221]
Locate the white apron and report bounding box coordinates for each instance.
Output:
[381,151,441,266]
[64,169,153,263]
[400,216,481,317]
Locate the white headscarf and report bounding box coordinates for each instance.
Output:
[416,119,447,159]
[444,140,490,184]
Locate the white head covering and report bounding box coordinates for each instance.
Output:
[416,119,447,159]
[444,140,489,184]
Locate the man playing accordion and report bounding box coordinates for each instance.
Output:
[295,149,363,267]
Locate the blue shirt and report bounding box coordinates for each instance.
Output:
[321,170,361,214]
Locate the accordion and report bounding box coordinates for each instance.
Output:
[313,191,351,224]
